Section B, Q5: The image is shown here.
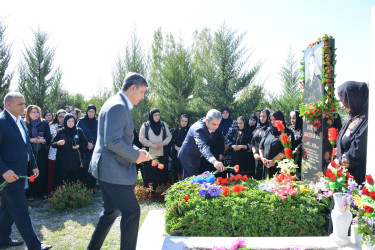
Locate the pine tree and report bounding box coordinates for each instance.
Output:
[18,28,62,111]
[0,20,13,102]
[150,30,197,127]
[192,23,261,112]
[112,26,150,129]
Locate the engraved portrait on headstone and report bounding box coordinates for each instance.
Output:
[304,43,324,104]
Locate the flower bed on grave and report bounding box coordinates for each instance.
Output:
[165,162,331,237]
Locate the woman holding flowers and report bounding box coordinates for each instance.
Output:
[25,105,51,200]
[252,109,270,180]
[289,110,303,175]
[335,81,368,184]
[259,110,295,179]
[51,114,88,188]
[139,108,172,188]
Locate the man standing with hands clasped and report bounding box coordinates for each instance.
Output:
[0,92,52,249]
[87,72,151,250]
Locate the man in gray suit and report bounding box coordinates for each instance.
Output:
[87,72,151,250]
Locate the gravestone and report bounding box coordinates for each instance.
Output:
[301,39,335,181]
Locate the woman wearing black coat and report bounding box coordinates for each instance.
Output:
[51,114,88,188]
[259,110,295,179]
[25,105,51,200]
[252,109,270,180]
[289,110,303,176]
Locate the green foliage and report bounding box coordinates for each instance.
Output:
[165,178,329,237]
[49,181,93,210]
[0,19,12,102]
[85,86,112,112]
[150,29,197,127]
[18,28,62,111]
[192,23,261,113]
[232,82,267,118]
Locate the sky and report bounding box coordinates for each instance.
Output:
[0,0,374,100]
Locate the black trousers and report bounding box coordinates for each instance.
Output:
[27,150,49,197]
[0,187,41,249]
[87,180,140,250]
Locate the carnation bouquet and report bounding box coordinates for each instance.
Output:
[324,160,353,192]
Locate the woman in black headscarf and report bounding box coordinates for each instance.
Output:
[289,110,303,176]
[170,114,190,182]
[139,108,172,188]
[259,110,295,179]
[77,104,98,190]
[335,81,368,184]
[51,113,88,188]
[252,109,270,180]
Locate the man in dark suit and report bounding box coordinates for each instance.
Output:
[87,73,151,250]
[0,92,51,249]
[178,109,225,179]
[304,52,323,103]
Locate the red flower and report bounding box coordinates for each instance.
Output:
[276,120,285,132]
[370,191,375,200]
[362,186,370,196]
[234,174,242,182]
[284,148,292,159]
[330,174,336,181]
[330,160,336,167]
[151,160,158,167]
[332,148,337,157]
[337,170,343,178]
[217,177,223,182]
[183,196,189,202]
[232,184,242,193]
[234,165,240,173]
[158,164,164,170]
[366,175,374,185]
[222,179,229,186]
[328,127,338,145]
[222,186,230,196]
[80,164,84,168]
[29,176,35,183]
[280,133,290,145]
[228,176,234,182]
[365,205,374,213]
[325,168,332,176]
[242,175,248,182]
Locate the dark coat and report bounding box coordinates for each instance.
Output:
[26,119,51,153]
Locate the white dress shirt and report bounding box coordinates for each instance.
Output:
[5,109,27,144]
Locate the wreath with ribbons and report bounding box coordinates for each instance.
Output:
[299,34,339,125]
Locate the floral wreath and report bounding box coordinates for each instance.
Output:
[299,34,339,125]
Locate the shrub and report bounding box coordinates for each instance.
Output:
[134,185,152,202]
[49,181,93,210]
[154,183,171,201]
[165,177,330,237]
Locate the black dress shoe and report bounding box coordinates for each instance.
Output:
[41,244,52,250]
[0,239,24,247]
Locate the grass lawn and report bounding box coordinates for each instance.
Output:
[6,188,165,250]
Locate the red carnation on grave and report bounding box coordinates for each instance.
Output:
[280,133,289,145]
[222,179,229,186]
[366,174,374,185]
[151,160,158,167]
[370,191,375,200]
[284,148,292,159]
[337,170,343,178]
[328,127,339,146]
[217,177,223,182]
[183,196,189,202]
[234,165,240,173]
[362,186,370,196]
[228,176,234,182]
[242,175,248,182]
[158,164,164,170]
[276,120,285,132]
[222,186,230,196]
[29,176,35,183]
[365,205,374,213]
[234,174,242,182]
[325,168,333,176]
[232,184,243,193]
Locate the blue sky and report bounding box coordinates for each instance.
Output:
[0,0,373,99]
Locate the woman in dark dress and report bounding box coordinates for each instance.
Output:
[51,114,88,187]
[289,110,303,177]
[170,114,190,182]
[25,105,51,200]
[77,104,98,190]
[226,116,254,176]
[335,81,368,184]
[252,109,270,180]
[259,110,295,179]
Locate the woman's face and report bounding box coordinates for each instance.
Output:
[180,117,188,128]
[237,119,244,130]
[153,112,160,123]
[87,109,96,119]
[339,99,351,113]
[44,112,52,121]
[290,113,296,127]
[70,110,77,120]
[30,108,39,121]
[259,111,267,124]
[57,112,66,125]
[222,110,229,119]
[249,118,257,127]
[270,115,277,128]
[66,118,75,128]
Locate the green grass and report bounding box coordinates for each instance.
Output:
[6,188,165,250]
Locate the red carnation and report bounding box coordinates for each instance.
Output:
[284,148,292,159]
[235,165,240,173]
[370,191,375,200]
[29,176,35,183]
[280,133,289,145]
[337,170,343,178]
[366,175,374,185]
[222,186,230,196]
[328,127,338,146]
[232,184,242,193]
[158,164,164,170]
[151,160,158,167]
[362,186,370,196]
[365,205,374,213]
[217,177,223,182]
[183,196,189,202]
[222,179,229,186]
[234,174,242,182]
[228,176,234,182]
[330,174,336,181]
[80,164,84,168]
[276,120,285,132]
[242,175,248,182]
[330,160,336,168]
[332,148,337,157]
[325,168,332,177]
